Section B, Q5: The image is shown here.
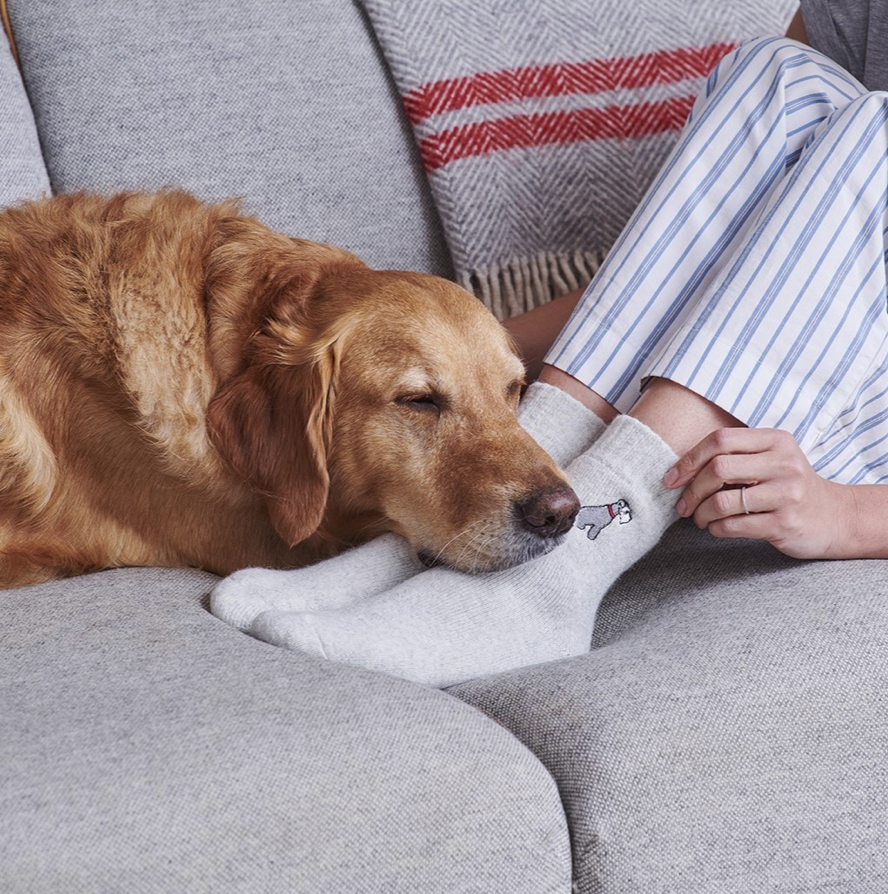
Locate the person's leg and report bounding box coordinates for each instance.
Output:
[213,40,884,687]
[544,40,888,509]
[541,37,869,448]
[627,86,888,471]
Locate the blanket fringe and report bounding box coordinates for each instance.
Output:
[460,250,603,320]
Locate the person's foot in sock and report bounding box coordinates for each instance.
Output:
[243,414,679,687]
[210,381,606,629]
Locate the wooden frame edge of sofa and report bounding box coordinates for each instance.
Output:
[1,0,21,70]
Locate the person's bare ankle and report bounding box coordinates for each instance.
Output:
[630,377,743,456]
[538,364,618,423]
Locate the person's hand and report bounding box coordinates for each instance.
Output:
[663,427,852,559]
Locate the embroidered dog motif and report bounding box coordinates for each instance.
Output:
[575,500,632,540]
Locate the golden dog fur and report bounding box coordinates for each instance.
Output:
[0,191,575,587]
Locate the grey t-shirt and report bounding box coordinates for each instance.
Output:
[802,0,888,90]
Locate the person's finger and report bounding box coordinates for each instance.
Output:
[704,507,783,541]
[691,481,785,528]
[676,451,782,517]
[664,427,782,489]
[705,511,778,540]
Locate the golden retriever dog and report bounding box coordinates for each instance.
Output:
[0,191,580,588]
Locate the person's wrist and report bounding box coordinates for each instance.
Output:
[824,480,863,559]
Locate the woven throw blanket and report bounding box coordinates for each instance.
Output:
[361,0,797,318]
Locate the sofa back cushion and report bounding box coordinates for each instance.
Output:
[6,0,453,277]
[0,29,50,206]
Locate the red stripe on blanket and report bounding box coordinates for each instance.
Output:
[404,42,736,126]
[419,93,696,172]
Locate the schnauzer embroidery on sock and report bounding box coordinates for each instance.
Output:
[575,500,632,540]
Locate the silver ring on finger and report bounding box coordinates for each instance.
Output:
[740,486,751,515]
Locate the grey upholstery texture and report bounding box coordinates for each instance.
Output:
[4,2,888,892]
[451,520,888,893]
[0,36,50,206]
[0,567,571,894]
[6,0,453,278]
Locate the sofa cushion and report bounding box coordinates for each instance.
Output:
[0,32,50,206]
[1,567,571,894]
[451,522,888,893]
[6,0,453,278]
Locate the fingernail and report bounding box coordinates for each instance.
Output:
[664,467,679,487]
[675,498,687,516]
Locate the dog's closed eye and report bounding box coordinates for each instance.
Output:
[396,393,444,414]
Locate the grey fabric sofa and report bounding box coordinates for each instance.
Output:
[2,2,886,892]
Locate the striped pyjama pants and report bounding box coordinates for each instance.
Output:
[546,36,888,485]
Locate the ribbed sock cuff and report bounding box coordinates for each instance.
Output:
[569,413,680,533]
[518,381,607,467]
[593,414,679,485]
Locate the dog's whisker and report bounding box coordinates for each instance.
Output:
[349,516,393,540]
[429,519,489,567]
[449,521,497,571]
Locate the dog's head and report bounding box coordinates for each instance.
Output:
[615,500,632,524]
[206,237,579,573]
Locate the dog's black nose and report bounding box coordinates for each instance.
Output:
[517,485,581,538]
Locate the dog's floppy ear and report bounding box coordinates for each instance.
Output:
[206,342,338,547]
[203,216,363,546]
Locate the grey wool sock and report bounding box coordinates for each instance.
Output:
[210,534,423,631]
[210,381,606,630]
[245,414,680,688]
[516,381,607,467]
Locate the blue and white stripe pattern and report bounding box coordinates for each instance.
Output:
[546,37,888,484]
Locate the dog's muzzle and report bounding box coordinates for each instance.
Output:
[417,550,445,569]
[515,484,581,539]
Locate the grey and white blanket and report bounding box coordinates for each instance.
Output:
[361,0,796,317]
